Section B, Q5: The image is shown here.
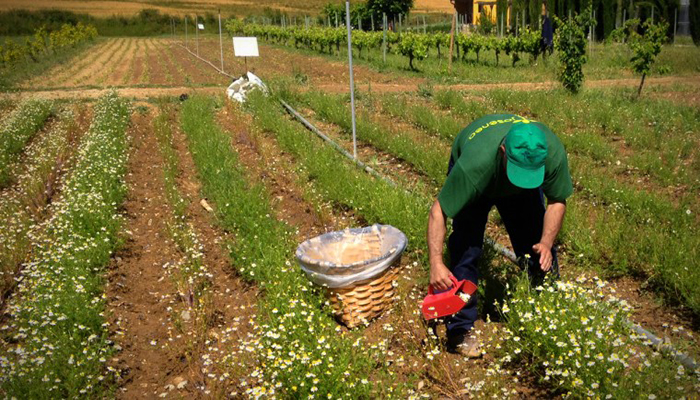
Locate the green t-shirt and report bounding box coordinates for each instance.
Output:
[438,114,573,218]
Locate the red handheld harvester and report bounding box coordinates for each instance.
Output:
[421,276,477,320]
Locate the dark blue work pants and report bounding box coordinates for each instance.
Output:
[444,188,558,334]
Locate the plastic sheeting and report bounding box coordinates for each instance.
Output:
[295,224,407,288]
[226,72,268,103]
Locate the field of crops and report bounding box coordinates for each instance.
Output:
[0,14,699,399]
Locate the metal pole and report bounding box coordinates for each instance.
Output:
[651,6,655,23]
[218,9,224,72]
[674,8,678,44]
[593,10,596,47]
[185,15,188,49]
[500,12,504,37]
[382,13,387,63]
[399,14,402,32]
[423,15,427,33]
[195,15,199,57]
[371,14,374,30]
[345,1,357,160]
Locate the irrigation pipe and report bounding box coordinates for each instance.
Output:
[485,238,698,371]
[179,43,234,80]
[181,47,698,372]
[280,100,396,187]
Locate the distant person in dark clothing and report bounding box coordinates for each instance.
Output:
[542,15,554,56]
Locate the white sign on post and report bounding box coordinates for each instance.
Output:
[233,37,259,57]
[197,23,204,30]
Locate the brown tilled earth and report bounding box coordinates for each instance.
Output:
[3,32,698,398]
[8,37,700,109]
[106,107,257,398]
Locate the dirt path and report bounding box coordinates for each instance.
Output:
[168,105,259,397]
[106,106,258,398]
[4,74,698,103]
[107,110,191,397]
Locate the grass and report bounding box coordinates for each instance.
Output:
[0,99,53,187]
[261,36,700,85]
[180,94,393,398]
[294,90,447,187]
[0,91,130,397]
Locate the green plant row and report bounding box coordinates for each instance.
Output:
[0,23,97,69]
[295,90,447,186]
[226,20,543,70]
[180,95,391,398]
[0,98,53,188]
[380,94,469,142]
[0,106,75,301]
[0,91,130,397]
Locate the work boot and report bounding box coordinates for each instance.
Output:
[446,330,482,358]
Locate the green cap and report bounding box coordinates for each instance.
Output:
[505,123,548,189]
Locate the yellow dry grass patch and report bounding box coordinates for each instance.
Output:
[0,0,454,16]
[0,0,327,16]
[414,0,456,14]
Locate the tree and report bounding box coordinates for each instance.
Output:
[554,9,592,94]
[629,19,668,96]
[366,0,414,24]
[691,0,700,45]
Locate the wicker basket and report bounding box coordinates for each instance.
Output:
[325,258,402,328]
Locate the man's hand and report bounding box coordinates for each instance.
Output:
[532,243,552,271]
[430,262,454,291]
